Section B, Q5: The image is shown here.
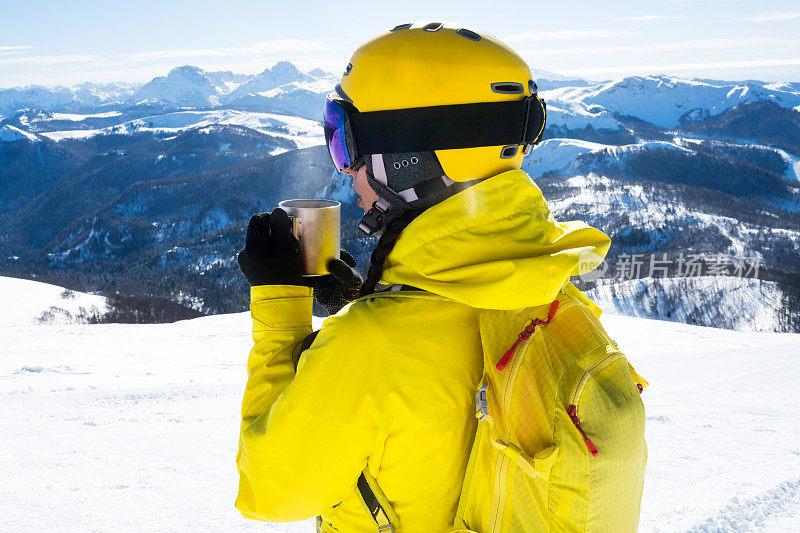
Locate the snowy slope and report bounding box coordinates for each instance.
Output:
[0,276,108,325]
[1,308,799,531]
[0,124,39,142]
[539,99,622,131]
[523,138,692,179]
[586,276,786,332]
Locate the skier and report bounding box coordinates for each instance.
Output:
[235,22,638,532]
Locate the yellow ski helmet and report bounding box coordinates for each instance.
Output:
[324,21,546,234]
[336,21,545,182]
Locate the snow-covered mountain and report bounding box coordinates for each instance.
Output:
[127,65,227,107]
[0,85,81,116]
[225,61,315,101]
[2,65,799,331]
[544,75,800,128]
[35,109,323,150]
[0,82,141,116]
[0,61,336,117]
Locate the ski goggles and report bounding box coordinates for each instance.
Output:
[323,90,547,173]
[324,93,361,172]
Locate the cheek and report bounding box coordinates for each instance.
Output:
[354,169,368,192]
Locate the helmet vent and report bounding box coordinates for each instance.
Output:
[424,22,443,32]
[344,63,353,76]
[391,23,412,31]
[491,82,525,94]
[500,145,519,159]
[457,28,482,41]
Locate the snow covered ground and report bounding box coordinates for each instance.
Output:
[1,303,799,531]
[0,277,108,326]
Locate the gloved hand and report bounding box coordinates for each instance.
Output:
[303,250,363,315]
[238,209,303,286]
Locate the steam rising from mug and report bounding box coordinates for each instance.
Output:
[278,199,341,276]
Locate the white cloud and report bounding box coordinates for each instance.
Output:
[611,15,686,21]
[503,29,640,43]
[745,11,800,22]
[520,36,798,57]
[0,46,31,51]
[0,54,103,67]
[119,40,331,63]
[556,57,800,76]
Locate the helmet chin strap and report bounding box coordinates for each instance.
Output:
[358,198,393,236]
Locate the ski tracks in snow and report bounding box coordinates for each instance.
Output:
[687,478,800,532]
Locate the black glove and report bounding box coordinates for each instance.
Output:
[238,209,303,286]
[304,250,363,315]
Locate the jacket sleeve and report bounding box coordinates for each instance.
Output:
[235,285,380,522]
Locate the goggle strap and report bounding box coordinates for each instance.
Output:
[350,96,546,155]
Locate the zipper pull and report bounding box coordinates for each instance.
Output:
[496,328,532,370]
[547,299,560,320]
[496,300,561,371]
[567,404,599,457]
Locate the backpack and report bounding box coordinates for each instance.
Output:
[453,284,648,532]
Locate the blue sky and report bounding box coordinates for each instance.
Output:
[1,0,799,87]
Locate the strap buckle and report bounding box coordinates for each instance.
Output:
[522,94,546,154]
[378,525,395,532]
[358,199,391,235]
[476,383,489,420]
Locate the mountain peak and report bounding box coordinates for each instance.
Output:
[127,65,221,107]
[167,65,208,80]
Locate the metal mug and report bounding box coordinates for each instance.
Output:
[278,199,341,276]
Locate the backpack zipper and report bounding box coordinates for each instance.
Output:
[486,299,564,531]
[496,299,560,371]
[567,351,624,457]
[567,404,599,457]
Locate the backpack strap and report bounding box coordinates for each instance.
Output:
[482,408,559,480]
[476,377,559,480]
[292,330,320,371]
[357,470,398,532]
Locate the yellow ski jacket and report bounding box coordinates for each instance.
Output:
[235,169,611,532]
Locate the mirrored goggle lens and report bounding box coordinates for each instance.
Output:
[323,97,352,172]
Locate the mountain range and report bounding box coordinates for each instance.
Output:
[1,62,799,331]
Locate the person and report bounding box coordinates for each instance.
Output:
[234,22,612,532]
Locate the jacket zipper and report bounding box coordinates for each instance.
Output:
[496,299,560,371]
